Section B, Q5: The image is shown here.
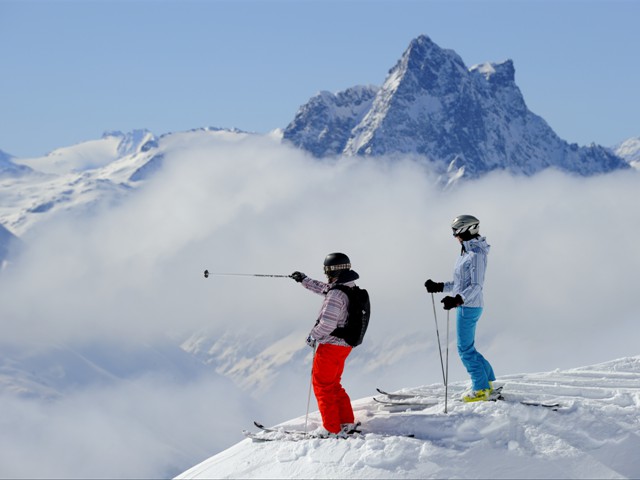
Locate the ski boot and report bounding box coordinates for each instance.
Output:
[462,388,492,403]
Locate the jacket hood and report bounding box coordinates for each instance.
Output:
[462,236,490,255]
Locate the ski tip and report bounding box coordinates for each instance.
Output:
[253,421,265,429]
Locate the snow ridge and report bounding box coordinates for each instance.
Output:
[283,85,379,157]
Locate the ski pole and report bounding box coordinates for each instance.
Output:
[445,309,450,414]
[203,270,292,279]
[430,293,447,386]
[304,344,317,434]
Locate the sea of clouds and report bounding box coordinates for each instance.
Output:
[1,133,638,477]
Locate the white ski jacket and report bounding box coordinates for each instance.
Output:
[443,236,490,308]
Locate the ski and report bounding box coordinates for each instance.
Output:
[460,386,563,410]
[245,421,414,442]
[519,399,562,410]
[253,420,362,435]
[244,430,415,442]
[484,388,564,411]
[374,388,441,407]
[245,422,310,441]
[243,429,314,442]
[499,396,564,411]
[373,397,439,408]
[376,388,433,399]
[252,421,302,435]
[253,420,363,435]
[376,386,564,411]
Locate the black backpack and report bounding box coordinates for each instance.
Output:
[328,284,370,347]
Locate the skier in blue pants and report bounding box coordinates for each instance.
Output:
[425,214,496,402]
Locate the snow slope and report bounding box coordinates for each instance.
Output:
[177,356,640,479]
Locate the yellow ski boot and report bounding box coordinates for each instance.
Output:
[462,388,492,403]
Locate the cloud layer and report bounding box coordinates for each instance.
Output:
[1,133,638,477]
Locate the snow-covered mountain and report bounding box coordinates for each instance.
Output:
[177,356,640,479]
[615,136,640,169]
[283,35,628,181]
[12,129,157,175]
[0,128,250,236]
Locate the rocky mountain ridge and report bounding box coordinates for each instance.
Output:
[283,35,629,181]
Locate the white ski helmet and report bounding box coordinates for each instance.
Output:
[451,215,480,239]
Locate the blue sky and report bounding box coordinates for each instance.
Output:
[1,0,638,158]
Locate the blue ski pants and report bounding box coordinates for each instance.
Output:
[456,306,495,391]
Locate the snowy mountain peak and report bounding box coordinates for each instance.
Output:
[614,136,640,168]
[102,129,158,156]
[283,35,629,179]
[396,34,469,96]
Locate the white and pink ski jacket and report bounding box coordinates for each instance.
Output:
[301,277,354,347]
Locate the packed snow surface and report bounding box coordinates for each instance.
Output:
[177,356,640,479]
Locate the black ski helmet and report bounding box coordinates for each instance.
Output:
[323,252,359,282]
[324,252,351,275]
[451,214,480,240]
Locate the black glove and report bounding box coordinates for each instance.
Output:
[291,271,307,283]
[425,279,444,293]
[441,294,464,310]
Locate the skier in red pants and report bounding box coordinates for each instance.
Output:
[291,252,360,438]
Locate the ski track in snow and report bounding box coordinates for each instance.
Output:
[177,357,640,479]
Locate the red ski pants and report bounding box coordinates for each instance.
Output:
[312,343,354,434]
